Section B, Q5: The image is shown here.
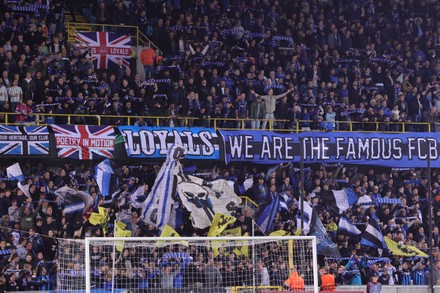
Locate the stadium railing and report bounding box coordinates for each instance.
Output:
[0,112,436,132]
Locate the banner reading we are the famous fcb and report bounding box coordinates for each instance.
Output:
[52,125,115,160]
[118,126,221,159]
[219,131,440,167]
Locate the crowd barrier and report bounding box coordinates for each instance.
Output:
[0,112,436,133]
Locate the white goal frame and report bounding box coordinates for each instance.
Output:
[84,236,319,293]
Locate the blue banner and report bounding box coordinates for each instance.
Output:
[0,125,49,156]
[118,127,220,159]
[219,131,440,167]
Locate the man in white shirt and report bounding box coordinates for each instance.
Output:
[0,81,7,103]
[8,79,23,111]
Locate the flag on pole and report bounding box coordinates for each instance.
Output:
[298,201,341,257]
[338,216,362,235]
[320,188,358,215]
[384,237,428,257]
[176,174,241,229]
[233,232,249,257]
[115,221,132,252]
[89,206,110,235]
[296,201,313,235]
[255,195,281,235]
[269,230,290,237]
[222,227,242,236]
[141,144,185,230]
[7,163,25,182]
[95,159,117,197]
[208,213,236,236]
[160,225,180,237]
[360,214,386,249]
[160,225,188,246]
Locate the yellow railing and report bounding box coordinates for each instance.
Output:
[66,22,162,54]
[240,196,259,209]
[0,112,436,133]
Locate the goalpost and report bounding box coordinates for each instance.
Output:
[58,236,318,293]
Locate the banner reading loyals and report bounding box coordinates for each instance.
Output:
[219,131,440,167]
[118,127,221,159]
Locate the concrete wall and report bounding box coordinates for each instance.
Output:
[338,285,440,293]
[13,287,440,293]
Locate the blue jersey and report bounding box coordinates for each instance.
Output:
[413,269,425,285]
[400,269,411,285]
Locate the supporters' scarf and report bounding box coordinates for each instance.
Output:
[340,109,366,118]
[144,79,172,86]
[201,61,225,67]
[271,35,294,47]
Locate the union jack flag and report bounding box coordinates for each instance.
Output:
[0,126,49,155]
[52,125,116,160]
[75,32,131,70]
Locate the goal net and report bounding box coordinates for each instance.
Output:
[58,236,318,293]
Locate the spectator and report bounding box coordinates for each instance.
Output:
[204,258,222,288]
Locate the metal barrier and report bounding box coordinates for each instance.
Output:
[0,112,436,133]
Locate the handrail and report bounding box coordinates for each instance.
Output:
[0,112,436,133]
[240,196,259,208]
[137,30,162,55]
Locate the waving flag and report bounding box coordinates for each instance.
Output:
[361,214,386,249]
[52,125,115,160]
[7,163,30,197]
[339,216,362,235]
[320,188,358,215]
[384,237,428,257]
[298,201,340,257]
[55,186,94,232]
[255,195,281,235]
[0,125,49,155]
[176,174,242,229]
[7,163,25,182]
[95,159,117,197]
[208,213,236,236]
[75,32,131,70]
[141,145,185,230]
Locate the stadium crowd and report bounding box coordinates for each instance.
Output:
[0,160,440,290]
[0,0,439,291]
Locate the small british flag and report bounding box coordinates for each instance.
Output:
[75,32,131,70]
[51,125,116,160]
